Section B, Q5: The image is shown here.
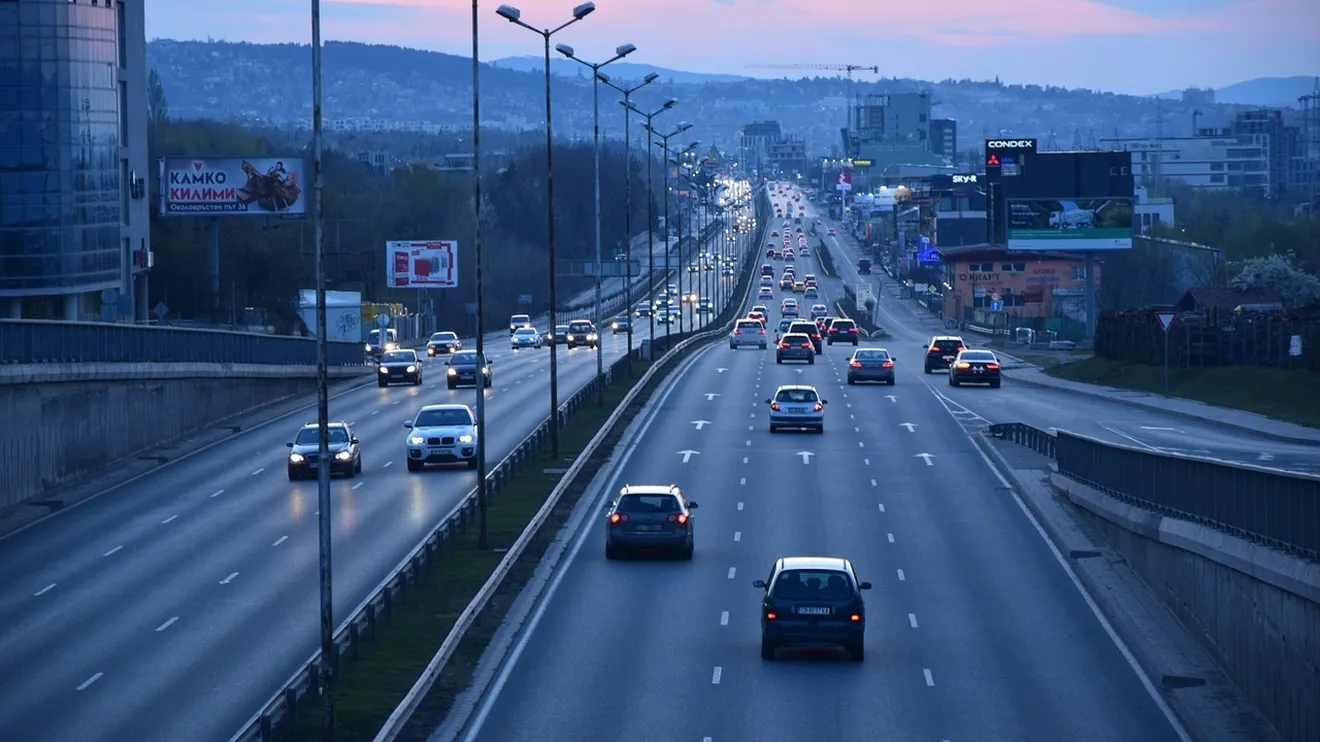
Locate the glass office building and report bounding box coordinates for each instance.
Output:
[0,0,149,320]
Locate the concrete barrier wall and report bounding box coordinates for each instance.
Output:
[1051,474,1319,742]
[1,364,370,509]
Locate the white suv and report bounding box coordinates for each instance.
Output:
[730,319,767,349]
[405,404,479,471]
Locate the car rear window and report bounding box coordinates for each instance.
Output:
[960,351,996,362]
[854,350,890,361]
[772,569,852,600]
[616,494,680,513]
[782,334,810,344]
[774,388,819,403]
[788,323,817,334]
[736,321,761,330]
[831,320,855,329]
[930,338,964,349]
[431,332,457,342]
[452,351,479,364]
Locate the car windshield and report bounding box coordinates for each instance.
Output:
[452,352,479,364]
[960,351,997,362]
[413,408,473,427]
[772,569,852,600]
[296,427,349,445]
[569,322,593,332]
[431,333,456,342]
[511,315,529,324]
[775,388,819,403]
[381,351,415,363]
[616,493,681,513]
[778,320,793,330]
[854,350,890,361]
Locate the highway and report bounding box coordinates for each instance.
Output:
[0,208,751,742]
[811,200,1320,474]
[461,183,1186,742]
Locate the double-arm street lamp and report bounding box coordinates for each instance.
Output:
[621,98,677,348]
[643,122,694,344]
[598,71,660,377]
[495,1,595,458]
[555,42,635,407]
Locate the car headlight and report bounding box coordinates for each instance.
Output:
[378,366,388,374]
[289,453,305,463]
[458,434,474,443]
[482,366,490,374]
[335,450,352,461]
[406,365,417,373]
[447,368,457,375]
[409,435,424,445]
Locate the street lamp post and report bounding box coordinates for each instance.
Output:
[664,150,699,333]
[643,123,693,346]
[495,1,596,459]
[471,0,489,549]
[622,99,677,351]
[599,72,659,378]
[555,42,636,407]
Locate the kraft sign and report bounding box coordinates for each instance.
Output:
[985,139,1037,152]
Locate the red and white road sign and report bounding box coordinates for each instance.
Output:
[1155,311,1177,331]
[835,170,852,192]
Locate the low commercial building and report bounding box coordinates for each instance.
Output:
[936,244,1099,331]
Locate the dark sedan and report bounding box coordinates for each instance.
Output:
[286,422,361,480]
[948,349,1001,388]
[611,316,632,334]
[847,348,895,384]
[566,320,598,349]
[377,349,423,387]
[604,485,699,560]
[445,350,493,389]
[425,331,461,357]
[754,556,871,662]
[547,325,569,345]
[775,333,815,364]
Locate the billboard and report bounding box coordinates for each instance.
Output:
[1006,198,1133,251]
[385,241,459,288]
[158,157,307,217]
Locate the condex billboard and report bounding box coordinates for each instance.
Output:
[1006,198,1133,251]
[158,157,308,217]
[386,240,459,289]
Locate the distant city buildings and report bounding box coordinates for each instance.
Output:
[738,121,782,177]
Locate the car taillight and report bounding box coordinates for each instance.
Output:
[929,346,940,353]
[766,612,777,620]
[779,341,790,348]
[849,327,857,333]
[955,362,971,369]
[770,402,780,411]
[813,402,823,412]
[882,360,893,368]
[849,360,862,368]
[609,513,629,524]
[986,363,1000,370]
[801,342,811,348]
[850,613,861,622]
[733,329,742,335]
[758,329,766,334]
[812,333,820,339]
[957,346,967,352]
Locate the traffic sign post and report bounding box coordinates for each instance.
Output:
[1156,311,1177,396]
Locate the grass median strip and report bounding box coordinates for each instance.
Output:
[287,359,661,741]
[814,239,838,278]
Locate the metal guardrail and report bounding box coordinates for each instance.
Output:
[985,422,1319,561]
[227,196,768,742]
[0,319,367,366]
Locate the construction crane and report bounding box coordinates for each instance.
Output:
[746,63,879,130]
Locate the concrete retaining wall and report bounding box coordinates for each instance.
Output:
[1051,474,1320,742]
[1,364,370,509]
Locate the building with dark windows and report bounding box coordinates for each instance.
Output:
[0,0,150,321]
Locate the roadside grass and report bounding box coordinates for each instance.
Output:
[288,359,657,742]
[1046,356,1320,429]
[832,297,891,340]
[1006,349,1092,368]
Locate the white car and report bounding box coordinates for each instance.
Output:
[758,287,774,300]
[780,299,799,317]
[730,318,767,349]
[810,303,829,320]
[405,404,479,471]
[511,327,542,349]
[766,385,827,433]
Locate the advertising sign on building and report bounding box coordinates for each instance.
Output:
[158,157,307,217]
[835,170,852,192]
[985,139,1038,153]
[385,241,459,288]
[1006,198,1133,251]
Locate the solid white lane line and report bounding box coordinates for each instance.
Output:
[712,666,722,685]
[924,668,935,686]
[219,572,239,585]
[383,461,393,467]
[351,482,363,490]
[727,567,737,579]
[33,583,56,597]
[897,569,906,581]
[102,546,122,557]
[887,533,895,543]
[734,531,742,542]
[156,616,179,632]
[878,503,885,512]
[210,489,224,498]
[737,502,744,510]
[870,478,877,487]
[161,515,178,524]
[250,469,264,476]
[720,611,729,626]
[77,672,103,691]
[272,536,288,546]
[909,613,918,628]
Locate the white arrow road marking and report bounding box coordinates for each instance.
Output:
[678,450,700,463]
[1258,453,1275,461]
[915,453,935,466]
[900,423,917,432]
[795,451,815,464]
[219,572,239,585]
[885,395,898,402]
[1140,426,1180,432]
[705,393,720,400]
[692,420,712,430]
[716,368,728,373]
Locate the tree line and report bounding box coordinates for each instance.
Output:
[146,73,714,331]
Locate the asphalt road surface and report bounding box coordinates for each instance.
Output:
[809,201,1320,474]
[462,184,1186,742]
[0,227,749,742]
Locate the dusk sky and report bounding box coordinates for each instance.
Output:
[147,0,1318,95]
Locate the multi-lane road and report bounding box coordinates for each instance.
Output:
[0,211,752,742]
[460,183,1187,742]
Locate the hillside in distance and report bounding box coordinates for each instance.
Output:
[1152,76,1319,108]
[489,56,751,85]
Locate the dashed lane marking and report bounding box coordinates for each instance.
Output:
[734,531,742,542]
[727,567,737,579]
[737,502,744,511]
[219,572,239,585]
[909,613,918,628]
[77,673,104,691]
[352,482,363,490]
[33,583,56,597]
[896,569,906,581]
[210,489,225,498]
[250,469,264,476]
[156,616,179,632]
[102,546,122,557]
[383,461,393,468]
[742,457,749,464]
[887,533,895,543]
[864,458,870,465]
[878,504,885,512]
[924,669,935,686]
[870,479,877,487]
[720,612,729,626]
[161,515,178,524]
[739,477,746,485]
[712,666,722,685]
[272,536,288,546]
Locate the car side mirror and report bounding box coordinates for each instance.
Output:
[487,359,494,365]
[752,579,767,589]
[859,581,872,590]
[286,442,294,447]
[687,501,699,509]
[921,344,928,349]
[444,360,450,365]
[821,399,828,405]
[764,398,772,404]
[350,437,359,444]
[404,421,413,428]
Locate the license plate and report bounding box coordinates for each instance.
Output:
[943,355,954,361]
[308,462,318,468]
[635,525,663,531]
[796,606,831,615]
[973,368,983,373]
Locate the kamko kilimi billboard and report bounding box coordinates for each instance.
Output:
[1006,198,1134,251]
[158,157,308,217]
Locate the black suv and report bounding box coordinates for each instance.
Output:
[923,336,967,373]
[753,556,871,662]
[566,320,598,349]
[786,320,822,354]
[286,421,361,480]
[827,318,859,345]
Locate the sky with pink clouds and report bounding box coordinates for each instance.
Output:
[147,0,1318,94]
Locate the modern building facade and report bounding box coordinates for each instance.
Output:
[929,118,957,159]
[739,121,781,177]
[0,0,149,321]
[1100,131,1272,196]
